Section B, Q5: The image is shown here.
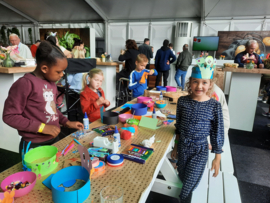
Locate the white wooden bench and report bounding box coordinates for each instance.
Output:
[207,136,234,174]
[191,168,242,203]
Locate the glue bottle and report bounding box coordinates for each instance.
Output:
[159,91,163,101]
[113,126,121,147]
[152,108,157,119]
[83,112,89,130]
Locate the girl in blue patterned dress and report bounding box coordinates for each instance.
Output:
[171,56,224,203]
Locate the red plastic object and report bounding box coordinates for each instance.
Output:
[120,130,132,140]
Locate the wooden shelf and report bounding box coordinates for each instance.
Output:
[223,67,270,74]
[0,66,36,74]
[96,61,119,66]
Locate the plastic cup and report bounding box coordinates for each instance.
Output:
[100,186,123,203]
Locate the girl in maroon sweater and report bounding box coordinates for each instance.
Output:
[3,41,83,155]
[80,68,110,122]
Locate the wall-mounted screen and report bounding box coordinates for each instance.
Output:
[192,36,219,51]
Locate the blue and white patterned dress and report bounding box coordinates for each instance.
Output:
[175,95,224,203]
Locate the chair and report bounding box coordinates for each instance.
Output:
[116,77,133,107]
[58,58,96,121]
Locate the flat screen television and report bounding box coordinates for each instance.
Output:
[192,36,219,51]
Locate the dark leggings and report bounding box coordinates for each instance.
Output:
[19,136,60,159]
[116,69,130,91]
[155,70,169,87]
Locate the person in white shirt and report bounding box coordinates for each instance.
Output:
[169,43,176,55]
[9,34,33,59]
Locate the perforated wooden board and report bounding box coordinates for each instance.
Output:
[0,100,178,203]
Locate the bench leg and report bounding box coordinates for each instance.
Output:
[151,157,182,198]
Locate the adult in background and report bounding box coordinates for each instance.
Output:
[9,33,33,59]
[234,40,264,68]
[169,43,176,55]
[175,44,192,90]
[46,35,72,58]
[117,39,140,91]
[138,38,153,69]
[155,39,176,87]
[30,40,41,58]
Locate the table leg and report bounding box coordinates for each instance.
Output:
[228,72,261,132]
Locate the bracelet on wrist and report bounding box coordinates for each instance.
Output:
[38,123,45,133]
[174,140,178,144]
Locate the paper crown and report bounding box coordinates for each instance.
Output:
[191,56,217,79]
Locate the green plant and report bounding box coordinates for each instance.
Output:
[11,27,20,37]
[28,28,33,44]
[57,31,80,51]
[0,26,7,45]
[85,46,90,57]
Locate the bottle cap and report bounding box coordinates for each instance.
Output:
[153,108,156,114]
[84,112,88,118]
[160,91,162,95]
[114,126,119,134]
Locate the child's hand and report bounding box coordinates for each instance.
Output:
[66,121,84,130]
[167,60,170,65]
[97,97,105,105]
[171,146,178,160]
[149,69,155,75]
[42,125,60,138]
[104,99,110,106]
[211,154,221,177]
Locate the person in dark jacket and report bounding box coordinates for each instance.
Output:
[155,39,176,87]
[117,39,140,91]
[175,44,192,90]
[234,40,264,68]
[138,38,153,69]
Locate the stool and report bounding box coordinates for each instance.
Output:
[116,78,133,107]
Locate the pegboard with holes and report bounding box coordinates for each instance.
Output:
[0,99,178,203]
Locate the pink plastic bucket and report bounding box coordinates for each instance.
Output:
[137,96,152,103]
[166,86,177,92]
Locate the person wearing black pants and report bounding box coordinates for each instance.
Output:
[155,70,170,87]
[117,39,140,91]
[155,39,176,87]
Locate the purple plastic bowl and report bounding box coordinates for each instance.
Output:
[166,86,177,92]
[1,171,37,197]
[131,103,148,115]
[0,192,14,202]
[156,86,166,91]
[137,96,152,103]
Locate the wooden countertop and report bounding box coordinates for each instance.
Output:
[96,61,119,66]
[0,61,119,74]
[223,67,270,74]
[0,66,36,74]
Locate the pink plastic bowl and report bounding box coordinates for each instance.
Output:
[1,171,37,197]
[0,192,14,202]
[119,114,133,123]
[137,96,152,103]
[166,86,177,92]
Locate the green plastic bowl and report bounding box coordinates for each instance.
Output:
[24,146,58,177]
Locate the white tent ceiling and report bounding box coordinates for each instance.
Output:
[0,4,31,23]
[0,0,270,24]
[205,0,270,18]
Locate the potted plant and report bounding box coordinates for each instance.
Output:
[0,45,19,67]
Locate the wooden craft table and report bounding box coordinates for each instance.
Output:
[0,99,182,203]
[0,66,36,153]
[224,67,270,132]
